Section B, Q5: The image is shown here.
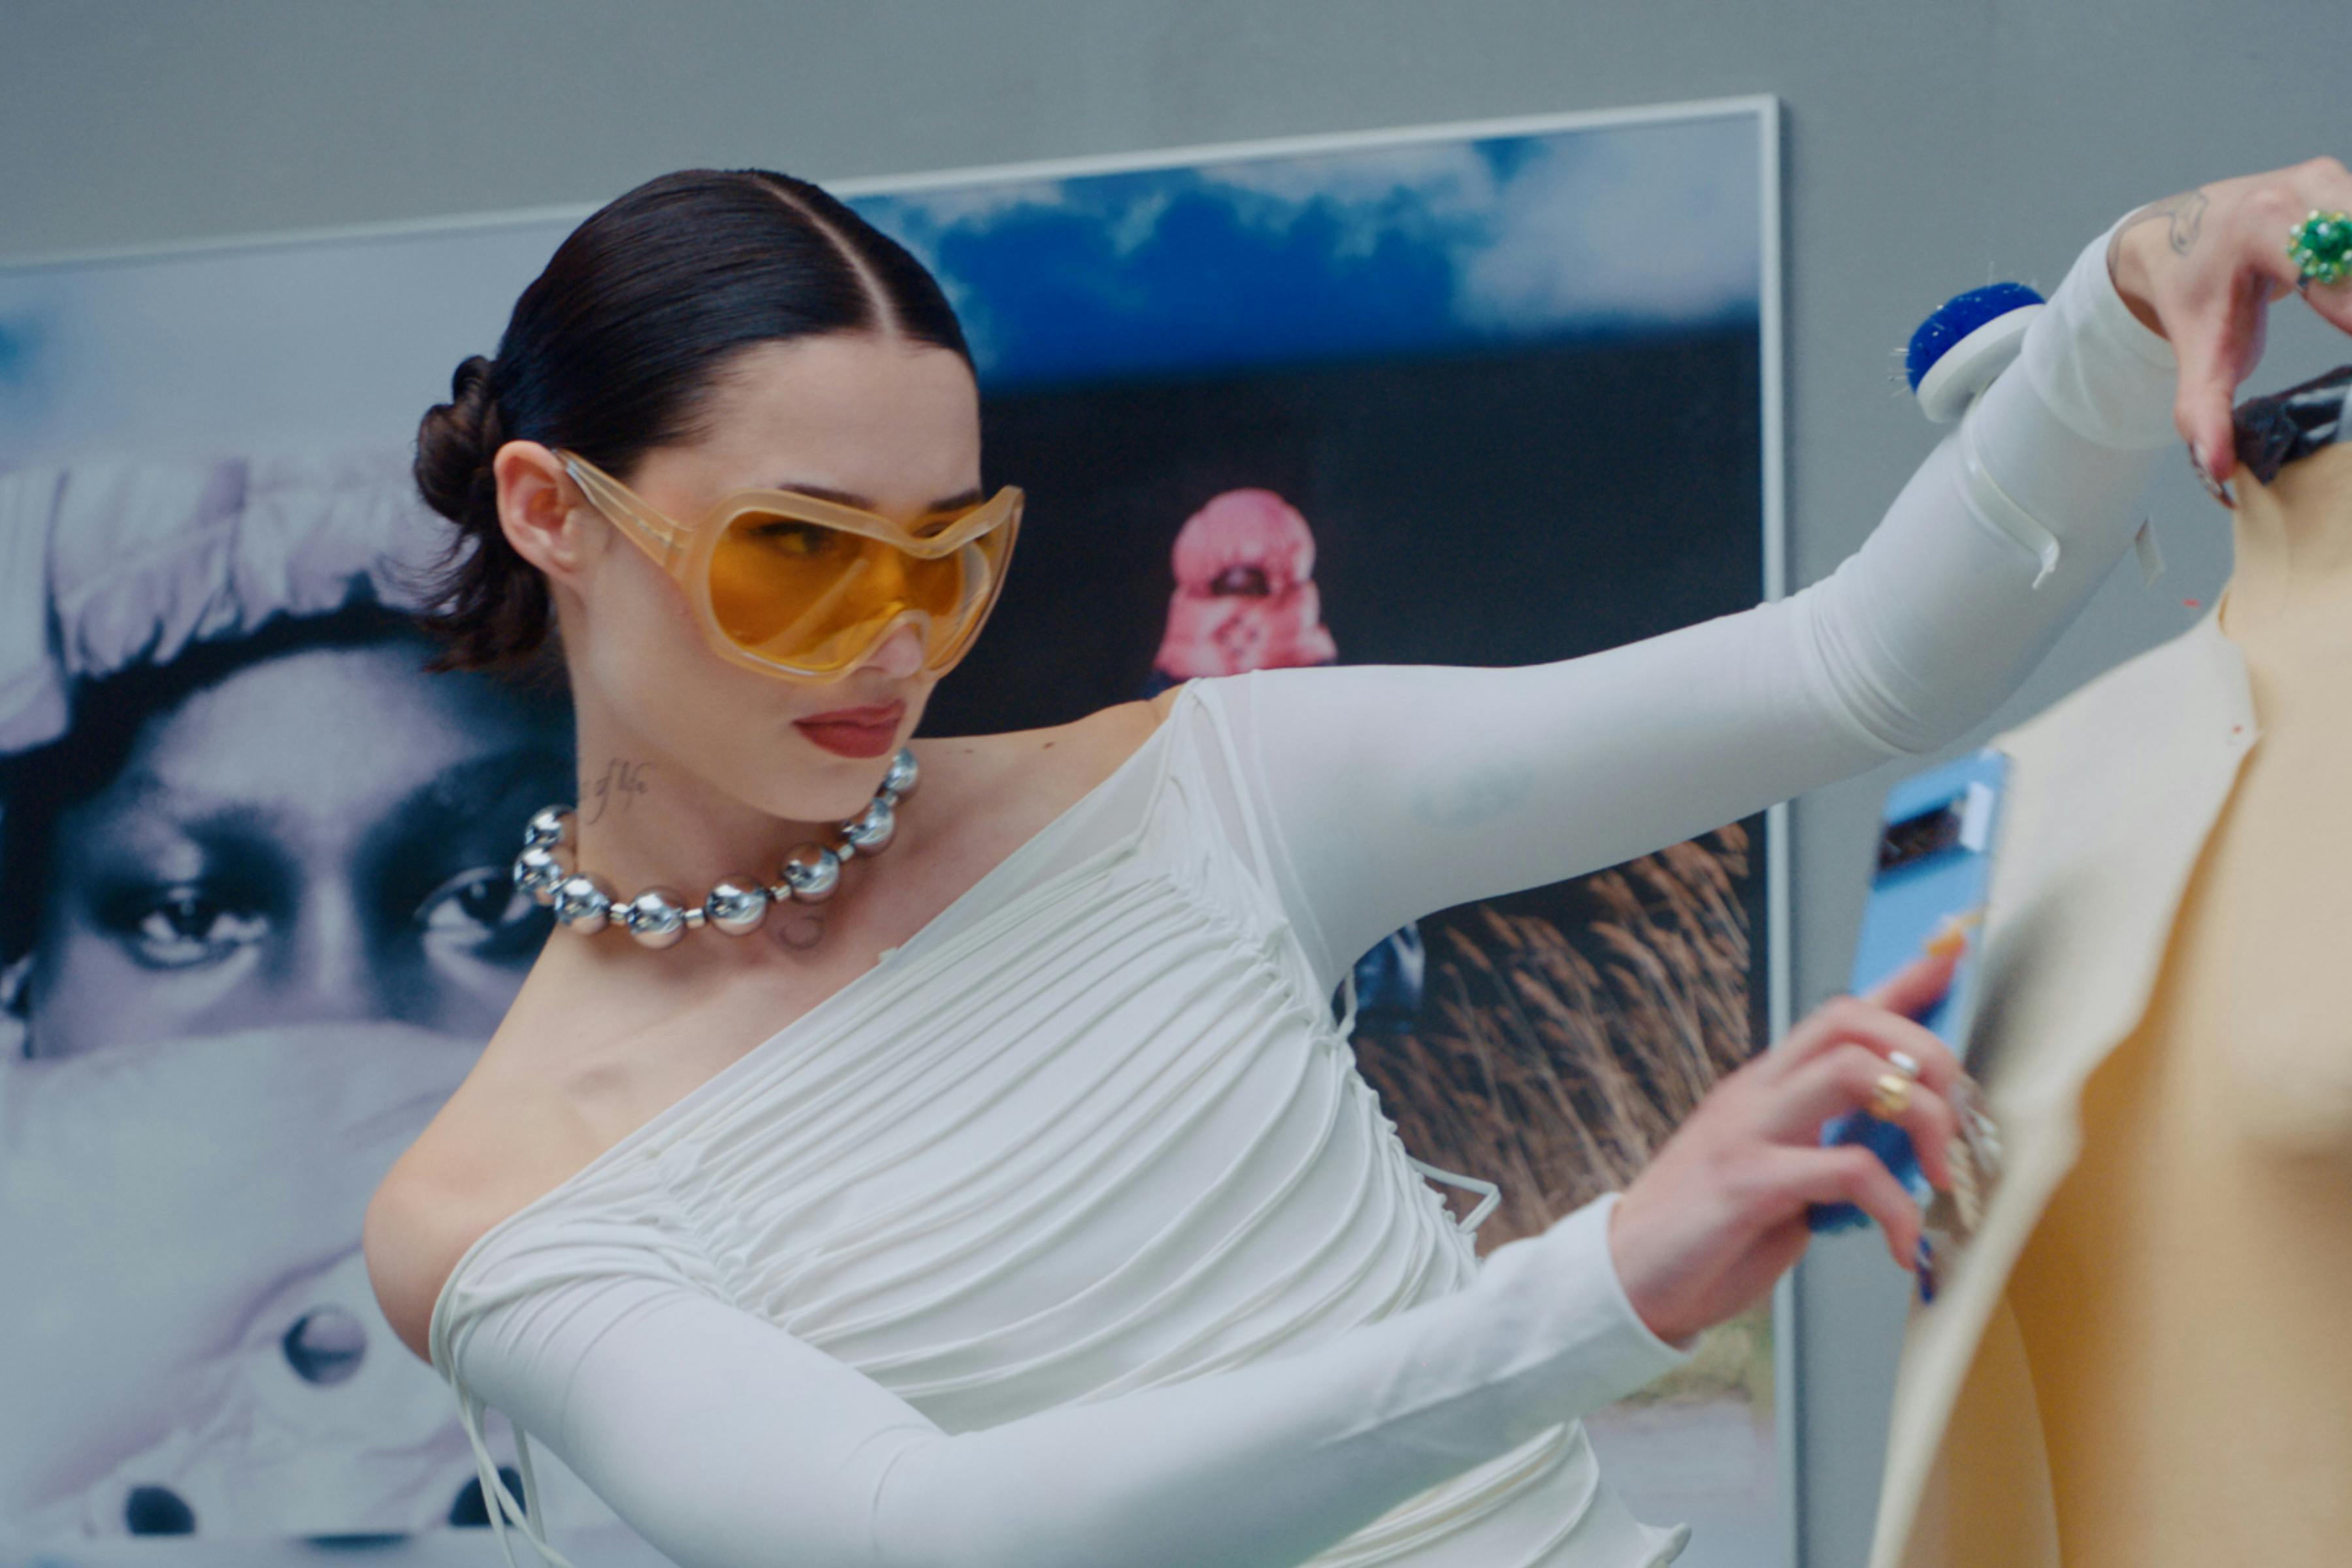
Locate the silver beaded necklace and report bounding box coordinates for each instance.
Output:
[511,748,918,949]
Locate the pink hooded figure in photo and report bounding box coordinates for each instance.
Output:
[1145,487,1424,1035]
[1150,488,1339,682]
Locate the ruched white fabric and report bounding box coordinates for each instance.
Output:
[425,225,2180,1568]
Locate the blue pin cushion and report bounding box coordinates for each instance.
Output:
[1907,282,2046,423]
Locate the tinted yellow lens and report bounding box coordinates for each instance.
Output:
[708,509,1003,672]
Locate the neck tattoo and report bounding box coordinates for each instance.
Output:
[512,748,918,951]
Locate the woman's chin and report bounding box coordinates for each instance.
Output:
[735,762,892,830]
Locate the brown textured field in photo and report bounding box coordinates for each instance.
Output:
[1352,821,1770,1405]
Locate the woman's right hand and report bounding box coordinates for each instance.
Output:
[2104,156,2352,483]
[1607,953,1965,1347]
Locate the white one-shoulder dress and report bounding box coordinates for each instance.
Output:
[426,227,2178,1568]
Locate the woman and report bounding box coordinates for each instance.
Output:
[5,606,563,1056]
[367,161,2352,1568]
[0,452,574,1539]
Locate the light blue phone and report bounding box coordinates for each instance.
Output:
[1809,746,2007,1239]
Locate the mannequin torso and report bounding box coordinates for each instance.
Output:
[1885,436,2352,1567]
[2005,439,2352,1565]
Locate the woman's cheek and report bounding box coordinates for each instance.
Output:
[25,922,262,1057]
[410,917,546,1033]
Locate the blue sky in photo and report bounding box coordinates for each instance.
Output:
[852,114,1760,389]
[0,111,1761,457]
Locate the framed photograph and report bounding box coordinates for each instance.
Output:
[0,94,1786,1567]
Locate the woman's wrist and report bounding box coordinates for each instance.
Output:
[1480,1192,1697,1408]
[2010,219,2181,455]
[2106,191,2205,339]
[1603,1190,1704,1353]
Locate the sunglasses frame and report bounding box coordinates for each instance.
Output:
[555,448,1023,683]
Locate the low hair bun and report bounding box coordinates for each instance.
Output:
[414,353,505,531]
[412,353,551,670]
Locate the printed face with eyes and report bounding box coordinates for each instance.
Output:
[18,632,568,1058]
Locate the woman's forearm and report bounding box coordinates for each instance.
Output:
[463,1198,1682,1568]
[1222,220,2178,991]
[862,1196,1682,1568]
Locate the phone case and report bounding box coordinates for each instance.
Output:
[1810,746,2008,1239]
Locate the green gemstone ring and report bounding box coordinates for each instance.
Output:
[2288,208,2352,287]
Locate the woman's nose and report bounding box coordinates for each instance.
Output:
[265,883,382,1028]
[859,621,926,681]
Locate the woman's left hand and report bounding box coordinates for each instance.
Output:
[1607,952,1965,1347]
[2106,157,2352,484]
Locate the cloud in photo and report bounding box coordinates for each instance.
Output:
[853,114,1760,388]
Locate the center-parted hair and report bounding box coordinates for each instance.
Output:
[412,169,973,670]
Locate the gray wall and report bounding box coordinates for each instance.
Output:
[6,3,2345,1563]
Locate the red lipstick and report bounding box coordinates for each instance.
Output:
[794,700,904,759]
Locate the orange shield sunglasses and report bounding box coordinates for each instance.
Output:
[557,449,1023,682]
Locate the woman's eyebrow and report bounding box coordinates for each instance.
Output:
[761,479,989,514]
[99,772,293,832]
[412,749,570,822]
[89,752,560,839]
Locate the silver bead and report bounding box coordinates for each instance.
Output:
[552,873,615,934]
[842,796,896,854]
[523,806,573,850]
[704,877,772,936]
[513,845,568,906]
[621,887,691,949]
[780,846,842,903]
[881,748,919,800]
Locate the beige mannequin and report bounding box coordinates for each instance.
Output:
[1870,430,2352,1566]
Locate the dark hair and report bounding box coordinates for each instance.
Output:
[412,168,974,670]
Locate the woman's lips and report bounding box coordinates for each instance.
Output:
[793,701,904,759]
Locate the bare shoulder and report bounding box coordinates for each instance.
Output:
[910,689,1184,824]
[365,1079,586,1366]
[363,1158,470,1367]
[1085,686,1186,777]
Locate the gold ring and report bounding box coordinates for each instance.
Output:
[1869,1071,1913,1121]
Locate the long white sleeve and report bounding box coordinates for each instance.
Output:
[441,1193,1683,1568]
[1223,225,2179,991]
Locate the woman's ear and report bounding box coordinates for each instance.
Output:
[492,440,603,587]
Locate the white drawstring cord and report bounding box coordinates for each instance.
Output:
[453,1380,582,1568]
[1340,968,1502,1237]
